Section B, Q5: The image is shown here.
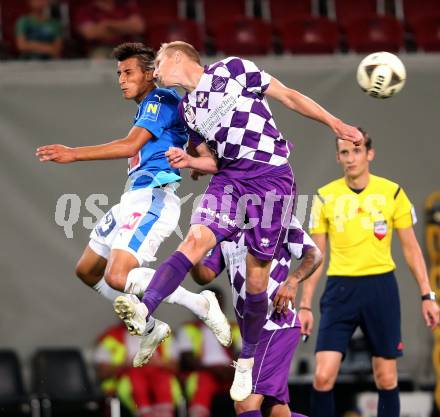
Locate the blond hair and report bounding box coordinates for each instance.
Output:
[157,41,201,65]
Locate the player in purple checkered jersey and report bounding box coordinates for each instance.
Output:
[189,214,321,417]
[114,40,361,401]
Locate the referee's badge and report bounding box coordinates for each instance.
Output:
[373,220,387,240]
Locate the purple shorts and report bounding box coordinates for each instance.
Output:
[252,327,301,404]
[191,163,295,261]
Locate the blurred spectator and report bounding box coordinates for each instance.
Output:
[176,287,241,417]
[15,0,63,60]
[94,321,183,417]
[74,0,145,58]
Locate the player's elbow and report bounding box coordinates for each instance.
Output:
[311,247,323,269]
[125,143,140,158]
[282,91,299,111]
[303,246,322,272]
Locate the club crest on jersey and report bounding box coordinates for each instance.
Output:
[212,76,226,92]
[373,220,387,240]
[184,103,196,123]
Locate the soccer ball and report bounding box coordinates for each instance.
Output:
[356,52,406,99]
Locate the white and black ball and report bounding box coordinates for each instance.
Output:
[356,52,406,99]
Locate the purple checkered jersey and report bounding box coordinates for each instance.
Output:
[178,57,291,176]
[202,216,316,330]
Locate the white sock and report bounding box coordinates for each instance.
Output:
[166,286,209,318]
[237,357,254,368]
[93,277,124,302]
[124,267,156,298]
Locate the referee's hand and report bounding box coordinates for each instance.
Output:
[422,300,440,330]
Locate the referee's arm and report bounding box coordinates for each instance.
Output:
[298,233,327,336]
[397,227,440,329]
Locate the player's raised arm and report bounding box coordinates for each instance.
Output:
[36,125,152,163]
[264,77,362,145]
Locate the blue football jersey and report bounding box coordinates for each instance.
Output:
[128,87,188,190]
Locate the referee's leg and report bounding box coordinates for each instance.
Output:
[311,351,342,417]
[364,272,401,417]
[372,357,399,417]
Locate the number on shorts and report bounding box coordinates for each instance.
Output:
[97,210,116,237]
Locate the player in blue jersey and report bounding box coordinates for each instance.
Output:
[36,42,231,365]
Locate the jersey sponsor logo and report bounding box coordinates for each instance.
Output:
[154,94,165,102]
[260,237,270,247]
[373,220,387,240]
[197,93,238,138]
[121,212,142,230]
[140,101,161,122]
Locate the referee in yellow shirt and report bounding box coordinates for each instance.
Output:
[300,129,440,417]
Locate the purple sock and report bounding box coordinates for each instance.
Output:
[237,411,262,417]
[378,387,400,417]
[311,388,334,417]
[240,291,268,359]
[292,413,308,417]
[142,251,193,315]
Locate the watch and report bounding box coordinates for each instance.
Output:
[421,291,436,301]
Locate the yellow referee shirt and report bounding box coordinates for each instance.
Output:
[309,174,416,276]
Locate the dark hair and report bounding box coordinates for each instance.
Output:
[336,127,372,151]
[112,42,156,72]
[157,41,201,65]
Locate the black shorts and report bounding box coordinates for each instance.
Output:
[316,271,403,358]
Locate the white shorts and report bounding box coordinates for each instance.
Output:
[89,184,180,267]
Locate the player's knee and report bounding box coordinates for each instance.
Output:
[192,274,211,286]
[246,273,267,293]
[181,232,201,250]
[235,401,258,415]
[75,262,87,280]
[314,369,337,391]
[374,369,397,390]
[179,231,210,260]
[234,402,248,415]
[104,270,126,291]
[75,262,96,285]
[234,394,262,414]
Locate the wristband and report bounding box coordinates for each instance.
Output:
[421,291,436,301]
[298,306,312,312]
